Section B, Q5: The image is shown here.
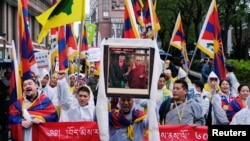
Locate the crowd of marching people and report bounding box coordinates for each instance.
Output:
[1,55,250,141]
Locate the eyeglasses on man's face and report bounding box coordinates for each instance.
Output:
[210,78,217,81]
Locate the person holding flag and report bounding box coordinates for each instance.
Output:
[8,77,59,141]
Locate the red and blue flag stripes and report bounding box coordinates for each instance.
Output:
[205,1,226,80]
[197,0,226,80]
[58,26,68,71]
[123,0,140,38]
[132,0,144,26]
[9,94,58,140]
[18,0,37,80]
[81,24,88,53]
[9,62,18,105]
[66,24,78,60]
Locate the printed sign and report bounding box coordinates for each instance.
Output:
[145,125,208,141]
[35,51,50,72]
[32,122,101,141]
[86,47,100,62]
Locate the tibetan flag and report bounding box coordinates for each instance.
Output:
[181,46,190,72]
[132,0,144,27]
[9,94,58,141]
[49,0,59,73]
[66,24,78,61]
[9,41,24,141]
[36,0,85,42]
[18,0,38,80]
[170,13,184,50]
[143,0,160,39]
[50,30,59,73]
[170,13,189,71]
[58,26,68,71]
[80,24,88,57]
[196,0,226,80]
[123,0,140,38]
[10,41,22,106]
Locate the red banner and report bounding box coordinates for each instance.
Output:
[32,122,207,141]
[32,122,101,141]
[145,125,208,141]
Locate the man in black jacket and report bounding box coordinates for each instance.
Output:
[0,71,11,140]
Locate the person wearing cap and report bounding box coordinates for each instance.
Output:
[109,53,128,88]
[9,77,58,141]
[109,96,148,141]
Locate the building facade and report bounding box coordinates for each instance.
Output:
[89,0,124,47]
[0,0,51,61]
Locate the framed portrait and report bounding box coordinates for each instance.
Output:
[102,38,155,98]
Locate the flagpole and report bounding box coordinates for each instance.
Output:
[166,44,171,58]
[167,12,181,59]
[188,42,197,70]
[76,1,86,85]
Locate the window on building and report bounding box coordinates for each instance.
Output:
[103,0,109,10]
[112,1,116,9]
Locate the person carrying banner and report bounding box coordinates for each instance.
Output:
[8,77,58,141]
[159,79,205,125]
[109,96,148,141]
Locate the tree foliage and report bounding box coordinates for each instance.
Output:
[156,0,250,60]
